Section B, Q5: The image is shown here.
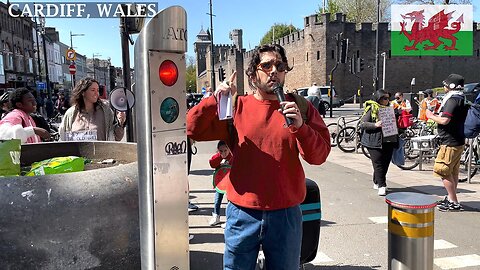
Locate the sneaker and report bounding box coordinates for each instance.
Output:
[459,177,468,183]
[188,202,199,212]
[373,184,379,190]
[221,222,226,229]
[189,234,194,241]
[378,187,387,196]
[209,214,221,226]
[438,201,464,212]
[437,196,449,206]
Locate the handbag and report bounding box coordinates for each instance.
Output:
[397,110,413,129]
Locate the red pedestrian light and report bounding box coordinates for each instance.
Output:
[158,60,178,86]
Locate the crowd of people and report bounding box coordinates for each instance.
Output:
[0,77,125,143]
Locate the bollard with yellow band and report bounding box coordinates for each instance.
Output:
[385,192,437,270]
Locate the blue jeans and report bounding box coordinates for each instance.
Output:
[223,203,302,270]
[213,191,224,215]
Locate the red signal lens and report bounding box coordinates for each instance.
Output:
[159,60,178,86]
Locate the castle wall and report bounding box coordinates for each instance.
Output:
[198,13,480,100]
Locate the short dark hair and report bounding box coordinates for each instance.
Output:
[10,88,31,109]
[245,44,293,90]
[217,140,227,149]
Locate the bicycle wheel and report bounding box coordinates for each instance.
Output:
[396,142,420,170]
[336,126,357,153]
[459,143,479,182]
[327,123,341,147]
[361,145,370,159]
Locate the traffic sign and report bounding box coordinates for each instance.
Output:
[66,49,76,61]
[69,64,76,75]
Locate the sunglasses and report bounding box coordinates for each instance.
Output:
[380,96,390,101]
[395,96,401,100]
[257,61,287,73]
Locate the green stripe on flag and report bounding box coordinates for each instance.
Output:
[391,31,473,56]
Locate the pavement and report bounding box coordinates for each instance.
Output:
[187,104,480,269]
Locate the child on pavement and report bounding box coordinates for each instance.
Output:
[208,140,233,226]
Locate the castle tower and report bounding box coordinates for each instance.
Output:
[194,27,211,76]
[229,29,243,50]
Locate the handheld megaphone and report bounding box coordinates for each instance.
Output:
[109,87,135,112]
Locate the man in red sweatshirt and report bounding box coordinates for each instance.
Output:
[187,44,330,269]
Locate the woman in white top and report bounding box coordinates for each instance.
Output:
[59,78,126,141]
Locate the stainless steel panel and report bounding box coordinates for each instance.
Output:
[389,233,434,270]
[152,131,189,270]
[134,5,188,270]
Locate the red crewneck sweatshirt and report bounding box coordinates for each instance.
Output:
[187,94,330,210]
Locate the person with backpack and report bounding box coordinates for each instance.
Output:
[187,44,330,269]
[464,92,480,139]
[426,74,469,211]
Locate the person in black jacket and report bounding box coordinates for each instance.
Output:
[360,90,399,196]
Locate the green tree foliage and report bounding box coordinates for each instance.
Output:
[260,24,299,45]
[186,56,196,93]
[318,0,392,23]
[396,0,471,4]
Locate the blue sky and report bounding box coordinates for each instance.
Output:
[12,0,480,67]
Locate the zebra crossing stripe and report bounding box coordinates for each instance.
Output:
[368,216,388,224]
[309,252,333,265]
[434,239,457,250]
[434,254,480,269]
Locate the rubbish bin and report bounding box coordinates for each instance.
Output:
[385,192,437,270]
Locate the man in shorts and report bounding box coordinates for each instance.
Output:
[426,74,468,211]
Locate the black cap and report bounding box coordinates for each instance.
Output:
[443,74,464,89]
[423,89,433,95]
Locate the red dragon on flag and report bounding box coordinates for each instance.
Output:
[399,9,463,51]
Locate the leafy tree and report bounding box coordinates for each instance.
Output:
[396,0,471,4]
[318,0,392,22]
[260,24,299,45]
[186,56,196,93]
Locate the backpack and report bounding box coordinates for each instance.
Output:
[464,93,480,138]
[227,93,309,145]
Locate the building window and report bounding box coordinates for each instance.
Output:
[306,52,308,62]
[27,58,34,73]
[331,50,335,59]
[317,51,320,60]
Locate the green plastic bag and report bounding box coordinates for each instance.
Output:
[26,156,85,176]
[0,139,21,176]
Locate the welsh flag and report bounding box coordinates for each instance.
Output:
[391,5,473,56]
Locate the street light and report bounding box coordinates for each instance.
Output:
[38,16,52,100]
[92,53,101,80]
[69,31,84,88]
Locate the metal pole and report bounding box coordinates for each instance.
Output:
[70,32,75,89]
[93,53,96,80]
[41,29,51,100]
[120,16,134,142]
[382,52,386,90]
[208,0,216,91]
[34,17,42,85]
[329,33,341,118]
[374,0,380,91]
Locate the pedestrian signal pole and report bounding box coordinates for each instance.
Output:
[134,6,189,270]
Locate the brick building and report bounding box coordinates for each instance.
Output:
[195,12,480,99]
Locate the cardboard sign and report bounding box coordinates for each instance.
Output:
[66,130,98,141]
[378,107,398,137]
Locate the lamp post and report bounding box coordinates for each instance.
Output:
[374,0,380,91]
[38,16,51,100]
[92,53,101,80]
[381,52,386,90]
[208,0,216,91]
[70,31,84,88]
